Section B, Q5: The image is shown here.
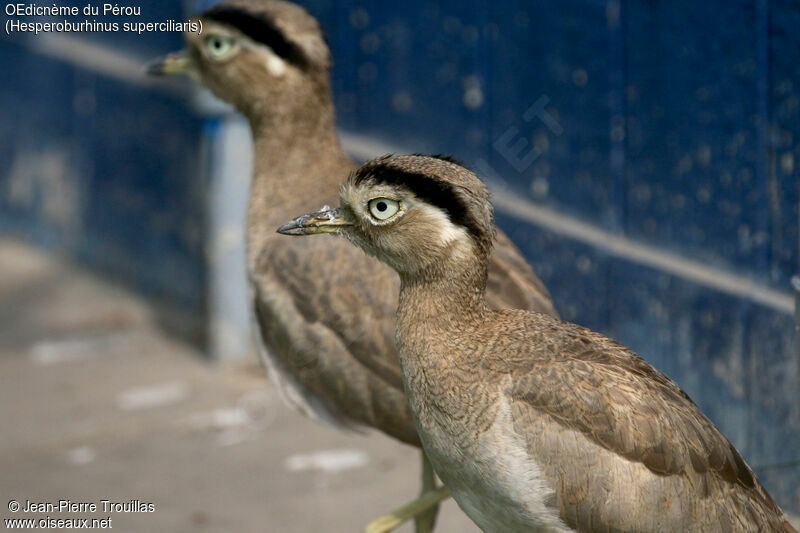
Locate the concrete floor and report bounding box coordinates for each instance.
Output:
[0,239,477,532]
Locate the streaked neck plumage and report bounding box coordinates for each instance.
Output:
[396,240,490,349]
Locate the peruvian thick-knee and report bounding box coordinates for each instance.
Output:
[278,154,797,533]
[148,2,558,530]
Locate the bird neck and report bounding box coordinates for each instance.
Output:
[247,86,339,151]
[249,106,345,194]
[397,243,490,335]
[244,81,352,254]
[247,84,345,190]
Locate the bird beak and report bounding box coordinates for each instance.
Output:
[276,207,352,236]
[145,50,192,76]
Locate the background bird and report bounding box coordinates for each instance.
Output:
[277,154,798,533]
[148,0,557,529]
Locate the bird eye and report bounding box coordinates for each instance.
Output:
[204,35,235,60]
[368,198,400,221]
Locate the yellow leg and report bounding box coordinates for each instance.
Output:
[364,486,450,533]
[414,452,440,533]
[364,452,450,533]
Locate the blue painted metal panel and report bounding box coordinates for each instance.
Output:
[625,0,768,276]
[78,75,207,308]
[746,307,800,503]
[495,211,614,331]
[304,0,621,225]
[487,0,620,229]
[0,31,207,313]
[770,0,800,287]
[304,0,799,282]
[311,0,494,154]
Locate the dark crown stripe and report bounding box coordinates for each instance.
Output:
[412,153,466,168]
[203,6,309,67]
[356,164,483,243]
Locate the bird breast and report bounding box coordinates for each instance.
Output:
[406,371,573,533]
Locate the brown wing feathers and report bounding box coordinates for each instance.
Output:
[508,320,785,522]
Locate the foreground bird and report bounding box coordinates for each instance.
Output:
[148,1,556,529]
[278,154,797,533]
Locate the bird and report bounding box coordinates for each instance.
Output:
[277,153,798,533]
[147,1,557,530]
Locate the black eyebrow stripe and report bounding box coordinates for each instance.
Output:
[203,6,309,68]
[355,165,482,242]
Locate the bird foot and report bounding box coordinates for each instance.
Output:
[364,486,450,533]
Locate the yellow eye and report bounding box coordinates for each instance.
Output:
[204,35,235,60]
[368,198,400,221]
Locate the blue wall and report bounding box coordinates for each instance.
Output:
[302,0,800,509]
[1,0,798,511]
[0,5,209,339]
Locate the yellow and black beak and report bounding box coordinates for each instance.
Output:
[145,50,193,76]
[276,207,352,236]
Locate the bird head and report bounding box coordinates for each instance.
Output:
[277,154,495,277]
[146,0,331,116]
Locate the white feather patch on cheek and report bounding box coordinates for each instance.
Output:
[266,54,287,77]
[415,203,469,246]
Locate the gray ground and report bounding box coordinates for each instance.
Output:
[0,239,476,532]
